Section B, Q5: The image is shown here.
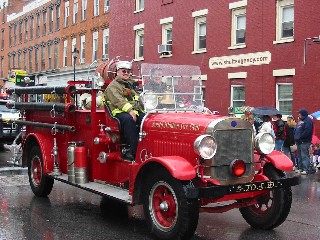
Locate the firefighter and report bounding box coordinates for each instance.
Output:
[104,61,145,161]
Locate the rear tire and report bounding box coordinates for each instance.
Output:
[28,146,54,197]
[239,164,292,229]
[143,169,199,240]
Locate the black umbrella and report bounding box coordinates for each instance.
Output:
[251,107,281,116]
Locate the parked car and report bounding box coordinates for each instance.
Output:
[0,100,21,148]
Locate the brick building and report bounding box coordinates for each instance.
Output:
[0,0,110,86]
[109,0,320,134]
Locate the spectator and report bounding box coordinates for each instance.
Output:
[273,114,286,152]
[283,115,296,165]
[259,115,275,136]
[105,61,145,161]
[294,109,314,175]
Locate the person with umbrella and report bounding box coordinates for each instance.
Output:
[294,109,314,175]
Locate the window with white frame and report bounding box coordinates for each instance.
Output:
[49,8,54,32]
[54,43,59,69]
[160,17,173,56]
[92,31,98,61]
[94,0,100,16]
[231,8,246,46]
[229,0,247,48]
[48,44,52,70]
[275,0,294,43]
[102,28,109,60]
[135,28,144,60]
[63,40,68,67]
[80,35,86,63]
[277,83,293,115]
[104,0,110,12]
[73,0,78,24]
[135,0,144,12]
[82,0,87,20]
[72,38,76,65]
[192,9,207,53]
[64,1,70,27]
[56,5,60,30]
[231,85,245,108]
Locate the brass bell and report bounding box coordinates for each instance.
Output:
[160,92,175,104]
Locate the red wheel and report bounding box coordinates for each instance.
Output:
[28,146,54,197]
[143,169,199,240]
[149,181,178,230]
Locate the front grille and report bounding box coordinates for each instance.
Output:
[205,118,255,185]
[214,129,252,166]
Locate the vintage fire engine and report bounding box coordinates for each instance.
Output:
[7,58,300,240]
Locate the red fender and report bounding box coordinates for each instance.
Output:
[264,150,293,172]
[25,133,54,174]
[140,156,196,180]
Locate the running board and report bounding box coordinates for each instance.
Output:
[48,174,132,204]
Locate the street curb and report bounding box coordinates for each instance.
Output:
[0,167,27,175]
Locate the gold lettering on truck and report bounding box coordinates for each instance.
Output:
[152,121,200,131]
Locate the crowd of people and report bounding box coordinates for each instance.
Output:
[246,109,317,175]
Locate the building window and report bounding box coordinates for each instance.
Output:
[36,14,40,37]
[23,51,27,71]
[275,0,294,43]
[42,11,47,36]
[102,28,109,60]
[80,35,86,63]
[63,40,68,67]
[92,31,98,61]
[192,9,208,53]
[160,17,173,57]
[72,38,76,65]
[104,0,110,12]
[19,21,22,43]
[30,17,34,39]
[73,0,78,24]
[277,84,293,115]
[54,43,59,69]
[56,5,60,31]
[24,20,28,41]
[29,50,33,73]
[135,29,144,60]
[9,27,12,46]
[135,0,144,12]
[41,45,45,71]
[49,8,54,32]
[231,8,246,48]
[18,53,21,69]
[1,29,4,49]
[231,85,245,108]
[94,0,100,16]
[35,48,39,72]
[82,0,87,20]
[48,44,52,70]
[14,24,17,45]
[65,1,70,27]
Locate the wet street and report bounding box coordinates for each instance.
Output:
[1,149,320,240]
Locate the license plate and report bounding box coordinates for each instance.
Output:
[231,180,279,193]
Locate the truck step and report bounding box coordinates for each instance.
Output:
[48,174,132,204]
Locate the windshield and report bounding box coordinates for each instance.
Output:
[140,63,204,113]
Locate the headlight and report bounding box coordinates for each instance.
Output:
[255,132,275,155]
[142,92,159,111]
[194,135,217,159]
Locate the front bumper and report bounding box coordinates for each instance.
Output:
[185,174,301,199]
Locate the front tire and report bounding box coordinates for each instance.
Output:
[28,146,54,197]
[239,164,292,229]
[143,169,199,240]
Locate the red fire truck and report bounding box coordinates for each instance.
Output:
[7,58,300,240]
